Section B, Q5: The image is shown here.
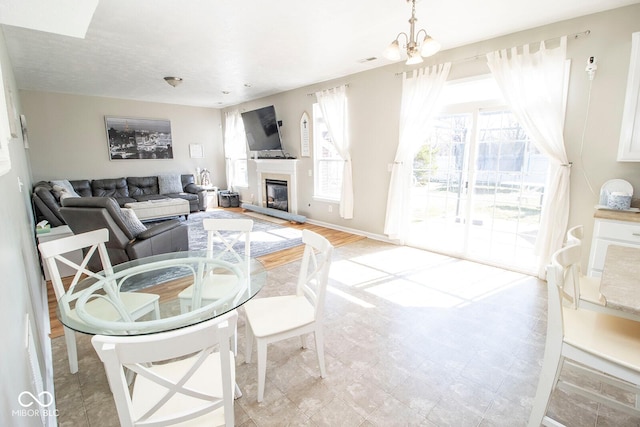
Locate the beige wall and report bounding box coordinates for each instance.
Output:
[22,91,226,185]
[226,4,640,267]
[0,30,54,421]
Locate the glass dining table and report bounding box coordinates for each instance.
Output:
[57,251,267,336]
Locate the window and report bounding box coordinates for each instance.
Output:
[313,103,342,200]
[409,76,549,273]
[224,111,248,188]
[231,159,248,187]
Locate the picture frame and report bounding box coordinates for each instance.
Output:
[105,116,173,160]
[189,143,204,158]
[300,111,310,157]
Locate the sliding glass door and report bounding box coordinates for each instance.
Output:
[407,98,548,273]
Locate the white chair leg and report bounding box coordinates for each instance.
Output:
[256,339,268,402]
[245,323,254,364]
[63,326,78,374]
[528,342,563,427]
[300,335,307,349]
[234,383,243,399]
[314,330,326,378]
[232,323,238,356]
[153,300,161,319]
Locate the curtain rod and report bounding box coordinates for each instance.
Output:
[394,29,591,76]
[306,83,350,97]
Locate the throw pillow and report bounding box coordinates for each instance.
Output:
[158,174,183,194]
[50,179,81,198]
[52,184,79,202]
[120,208,147,237]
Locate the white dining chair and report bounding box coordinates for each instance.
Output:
[178,218,253,357]
[38,228,160,374]
[92,310,237,427]
[244,229,333,402]
[565,225,640,322]
[178,218,253,313]
[528,244,640,426]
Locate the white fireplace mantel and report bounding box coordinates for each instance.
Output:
[252,159,299,214]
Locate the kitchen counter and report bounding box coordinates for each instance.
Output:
[594,209,640,223]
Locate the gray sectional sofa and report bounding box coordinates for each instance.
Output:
[32,174,206,227]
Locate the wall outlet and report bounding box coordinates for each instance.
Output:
[328,205,333,213]
[308,169,312,177]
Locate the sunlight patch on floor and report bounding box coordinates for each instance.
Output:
[329,259,389,288]
[351,246,451,275]
[327,286,376,308]
[250,229,301,243]
[365,278,466,308]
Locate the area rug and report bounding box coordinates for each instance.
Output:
[185,210,303,257]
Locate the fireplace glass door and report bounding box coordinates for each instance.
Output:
[266,179,288,212]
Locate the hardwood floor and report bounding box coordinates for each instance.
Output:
[46,209,365,339]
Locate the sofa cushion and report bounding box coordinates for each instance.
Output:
[92,178,129,199]
[50,180,80,198]
[52,184,79,202]
[167,193,198,202]
[133,194,166,203]
[120,208,147,237]
[127,176,159,197]
[71,179,92,197]
[158,174,183,194]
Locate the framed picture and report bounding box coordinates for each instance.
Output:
[189,143,203,158]
[105,116,173,160]
[300,111,310,157]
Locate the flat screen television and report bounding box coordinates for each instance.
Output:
[241,105,284,152]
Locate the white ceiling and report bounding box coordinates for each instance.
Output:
[1,0,639,108]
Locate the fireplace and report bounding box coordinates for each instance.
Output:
[265,179,288,212]
[254,159,299,214]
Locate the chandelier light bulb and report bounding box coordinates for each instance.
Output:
[384,40,402,61]
[385,0,440,64]
[406,51,424,65]
[420,36,441,57]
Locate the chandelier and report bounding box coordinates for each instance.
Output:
[384,0,441,65]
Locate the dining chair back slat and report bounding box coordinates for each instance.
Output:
[528,244,640,425]
[92,311,237,427]
[38,228,160,374]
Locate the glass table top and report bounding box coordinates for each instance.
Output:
[56,251,266,336]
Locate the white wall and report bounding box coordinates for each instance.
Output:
[0,29,53,425]
[226,4,640,267]
[21,91,227,186]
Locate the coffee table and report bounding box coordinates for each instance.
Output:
[124,198,190,221]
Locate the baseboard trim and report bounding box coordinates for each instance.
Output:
[305,218,397,245]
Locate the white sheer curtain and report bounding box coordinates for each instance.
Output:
[315,85,353,219]
[486,37,570,278]
[384,63,451,241]
[223,110,246,191]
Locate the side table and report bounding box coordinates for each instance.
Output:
[201,186,219,209]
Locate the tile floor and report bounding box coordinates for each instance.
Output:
[51,238,640,426]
